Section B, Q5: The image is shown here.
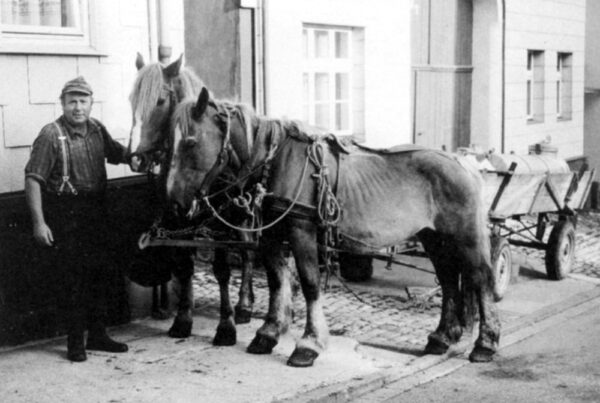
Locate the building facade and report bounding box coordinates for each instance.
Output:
[185,0,588,160]
[186,0,414,147]
[0,0,185,194]
[585,0,600,184]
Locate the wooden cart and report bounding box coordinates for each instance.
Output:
[339,151,595,302]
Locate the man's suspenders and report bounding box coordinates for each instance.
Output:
[53,122,78,195]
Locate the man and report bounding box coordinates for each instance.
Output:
[25,76,129,362]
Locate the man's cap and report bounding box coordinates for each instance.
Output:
[61,76,93,96]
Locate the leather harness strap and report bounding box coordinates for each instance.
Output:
[197,106,234,199]
[54,122,78,195]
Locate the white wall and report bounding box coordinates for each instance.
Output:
[503,0,585,158]
[471,0,502,153]
[585,0,600,90]
[0,0,185,193]
[584,0,600,178]
[584,93,600,174]
[264,0,412,146]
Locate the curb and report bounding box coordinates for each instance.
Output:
[280,282,600,403]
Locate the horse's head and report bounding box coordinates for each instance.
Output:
[166,87,236,215]
[128,53,201,172]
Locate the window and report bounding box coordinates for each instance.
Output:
[303,25,362,136]
[0,0,95,55]
[1,0,81,34]
[556,52,572,120]
[526,50,545,123]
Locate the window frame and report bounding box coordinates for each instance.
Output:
[0,0,102,56]
[526,49,545,123]
[556,52,573,121]
[302,25,354,136]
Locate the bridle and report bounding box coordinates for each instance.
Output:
[194,102,235,199]
[130,83,178,173]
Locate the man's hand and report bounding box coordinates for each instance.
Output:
[33,222,54,247]
[25,177,53,246]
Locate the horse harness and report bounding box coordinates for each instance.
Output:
[200,121,346,285]
[145,104,347,286]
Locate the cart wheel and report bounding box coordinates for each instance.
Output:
[491,236,512,301]
[338,253,374,282]
[545,219,576,280]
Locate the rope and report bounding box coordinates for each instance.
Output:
[308,141,341,226]
[329,269,369,304]
[195,137,292,208]
[203,153,311,233]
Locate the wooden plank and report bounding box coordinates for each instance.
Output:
[569,170,596,209]
[483,173,547,217]
[529,173,574,213]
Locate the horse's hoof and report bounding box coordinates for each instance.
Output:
[234,306,252,324]
[424,337,449,355]
[469,346,495,363]
[247,334,277,355]
[287,347,319,368]
[168,320,192,338]
[213,323,237,346]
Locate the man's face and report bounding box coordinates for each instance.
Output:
[62,93,93,127]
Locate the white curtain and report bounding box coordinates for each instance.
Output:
[1,0,75,27]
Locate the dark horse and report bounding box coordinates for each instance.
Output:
[166,88,501,367]
[127,55,257,345]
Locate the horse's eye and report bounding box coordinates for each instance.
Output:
[183,137,197,147]
[212,115,222,125]
[157,98,166,106]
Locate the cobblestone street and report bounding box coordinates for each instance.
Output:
[192,266,442,354]
[189,212,600,355]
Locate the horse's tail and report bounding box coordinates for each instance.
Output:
[455,155,494,330]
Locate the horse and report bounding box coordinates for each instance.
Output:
[127,54,258,346]
[166,87,501,367]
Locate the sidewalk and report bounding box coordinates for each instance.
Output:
[1,275,599,403]
[1,213,599,403]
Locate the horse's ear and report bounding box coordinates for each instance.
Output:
[135,52,145,70]
[164,54,183,78]
[193,87,210,120]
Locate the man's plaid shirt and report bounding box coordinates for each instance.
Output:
[25,116,128,195]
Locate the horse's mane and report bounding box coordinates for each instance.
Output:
[129,63,203,122]
[171,98,197,138]
[170,97,311,172]
[171,98,264,142]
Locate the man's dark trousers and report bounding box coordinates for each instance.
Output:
[43,193,116,338]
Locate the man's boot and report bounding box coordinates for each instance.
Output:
[86,323,128,353]
[67,332,87,362]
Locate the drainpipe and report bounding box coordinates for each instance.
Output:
[147,0,158,61]
[157,0,172,63]
[500,0,506,153]
[255,0,266,114]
